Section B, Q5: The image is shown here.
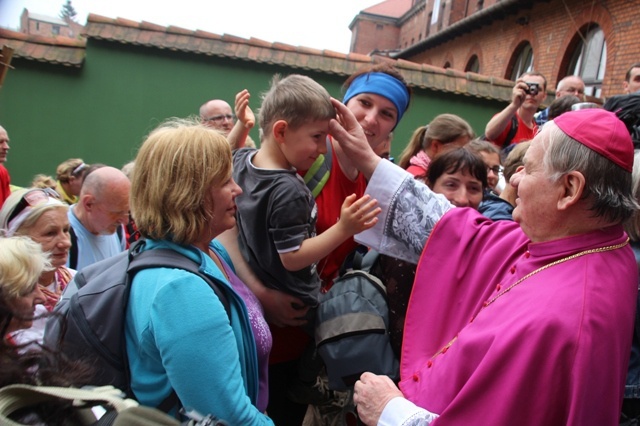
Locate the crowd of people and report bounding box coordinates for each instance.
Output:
[0,61,640,426]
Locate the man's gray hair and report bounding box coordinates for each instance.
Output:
[542,122,638,224]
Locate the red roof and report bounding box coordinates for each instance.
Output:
[0,14,516,102]
[363,0,413,19]
[0,27,85,67]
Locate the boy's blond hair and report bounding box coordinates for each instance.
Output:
[258,74,335,137]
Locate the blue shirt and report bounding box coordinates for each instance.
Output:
[125,239,273,425]
[67,205,125,270]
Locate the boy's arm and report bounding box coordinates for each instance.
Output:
[216,226,308,327]
[227,89,254,150]
[279,194,380,271]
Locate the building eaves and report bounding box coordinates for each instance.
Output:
[0,28,86,67]
[28,13,68,26]
[394,0,550,58]
[2,14,516,102]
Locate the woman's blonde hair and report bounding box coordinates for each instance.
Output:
[131,117,232,245]
[31,174,56,190]
[56,158,86,183]
[398,114,474,170]
[0,236,51,300]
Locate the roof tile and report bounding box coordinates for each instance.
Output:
[0,27,85,67]
[0,13,515,101]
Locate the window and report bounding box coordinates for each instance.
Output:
[52,25,60,36]
[432,0,441,24]
[567,25,606,98]
[509,42,533,80]
[444,61,451,69]
[438,0,446,31]
[465,55,480,73]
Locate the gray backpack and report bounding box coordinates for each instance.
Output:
[314,250,399,391]
[45,240,230,413]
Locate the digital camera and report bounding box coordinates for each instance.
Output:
[525,82,540,96]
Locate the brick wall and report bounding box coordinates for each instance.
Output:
[351,0,639,98]
[402,0,640,98]
[351,17,401,54]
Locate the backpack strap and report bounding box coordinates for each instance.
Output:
[0,384,139,426]
[124,242,232,412]
[304,137,332,197]
[502,115,519,148]
[127,246,231,318]
[68,226,78,270]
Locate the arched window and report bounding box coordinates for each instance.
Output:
[509,42,533,80]
[567,25,606,98]
[443,61,451,69]
[465,55,480,73]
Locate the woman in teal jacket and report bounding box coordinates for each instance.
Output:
[125,117,273,425]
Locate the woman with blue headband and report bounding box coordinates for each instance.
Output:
[312,63,411,289]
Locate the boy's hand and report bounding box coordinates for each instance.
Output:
[337,193,381,235]
[235,89,255,130]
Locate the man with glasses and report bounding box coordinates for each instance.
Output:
[200,96,257,148]
[199,99,236,135]
[0,125,10,204]
[535,75,585,126]
[67,166,130,270]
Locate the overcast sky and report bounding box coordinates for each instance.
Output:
[0,0,383,53]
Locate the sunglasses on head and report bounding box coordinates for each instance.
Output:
[71,163,88,177]
[7,188,61,224]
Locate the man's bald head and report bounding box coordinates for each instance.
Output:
[78,166,131,235]
[199,99,235,135]
[556,75,585,100]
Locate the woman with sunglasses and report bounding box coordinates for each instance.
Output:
[0,188,74,345]
[55,158,89,205]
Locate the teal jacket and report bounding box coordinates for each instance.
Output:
[125,239,273,425]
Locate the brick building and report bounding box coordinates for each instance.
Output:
[20,9,84,39]
[350,0,640,99]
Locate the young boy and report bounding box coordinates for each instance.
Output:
[232,74,380,421]
[233,74,379,310]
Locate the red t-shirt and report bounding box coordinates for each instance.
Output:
[312,138,367,288]
[490,112,537,147]
[0,165,10,205]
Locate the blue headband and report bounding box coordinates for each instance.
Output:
[342,72,410,127]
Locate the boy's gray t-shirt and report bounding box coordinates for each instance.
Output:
[232,148,320,306]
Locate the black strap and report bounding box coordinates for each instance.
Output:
[127,247,231,317]
[68,225,124,271]
[503,115,519,148]
[69,226,78,270]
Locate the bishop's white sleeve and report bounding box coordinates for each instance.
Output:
[355,160,453,264]
[378,397,439,426]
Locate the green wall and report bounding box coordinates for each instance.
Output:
[0,39,504,186]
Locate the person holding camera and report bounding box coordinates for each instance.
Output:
[484,72,547,150]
